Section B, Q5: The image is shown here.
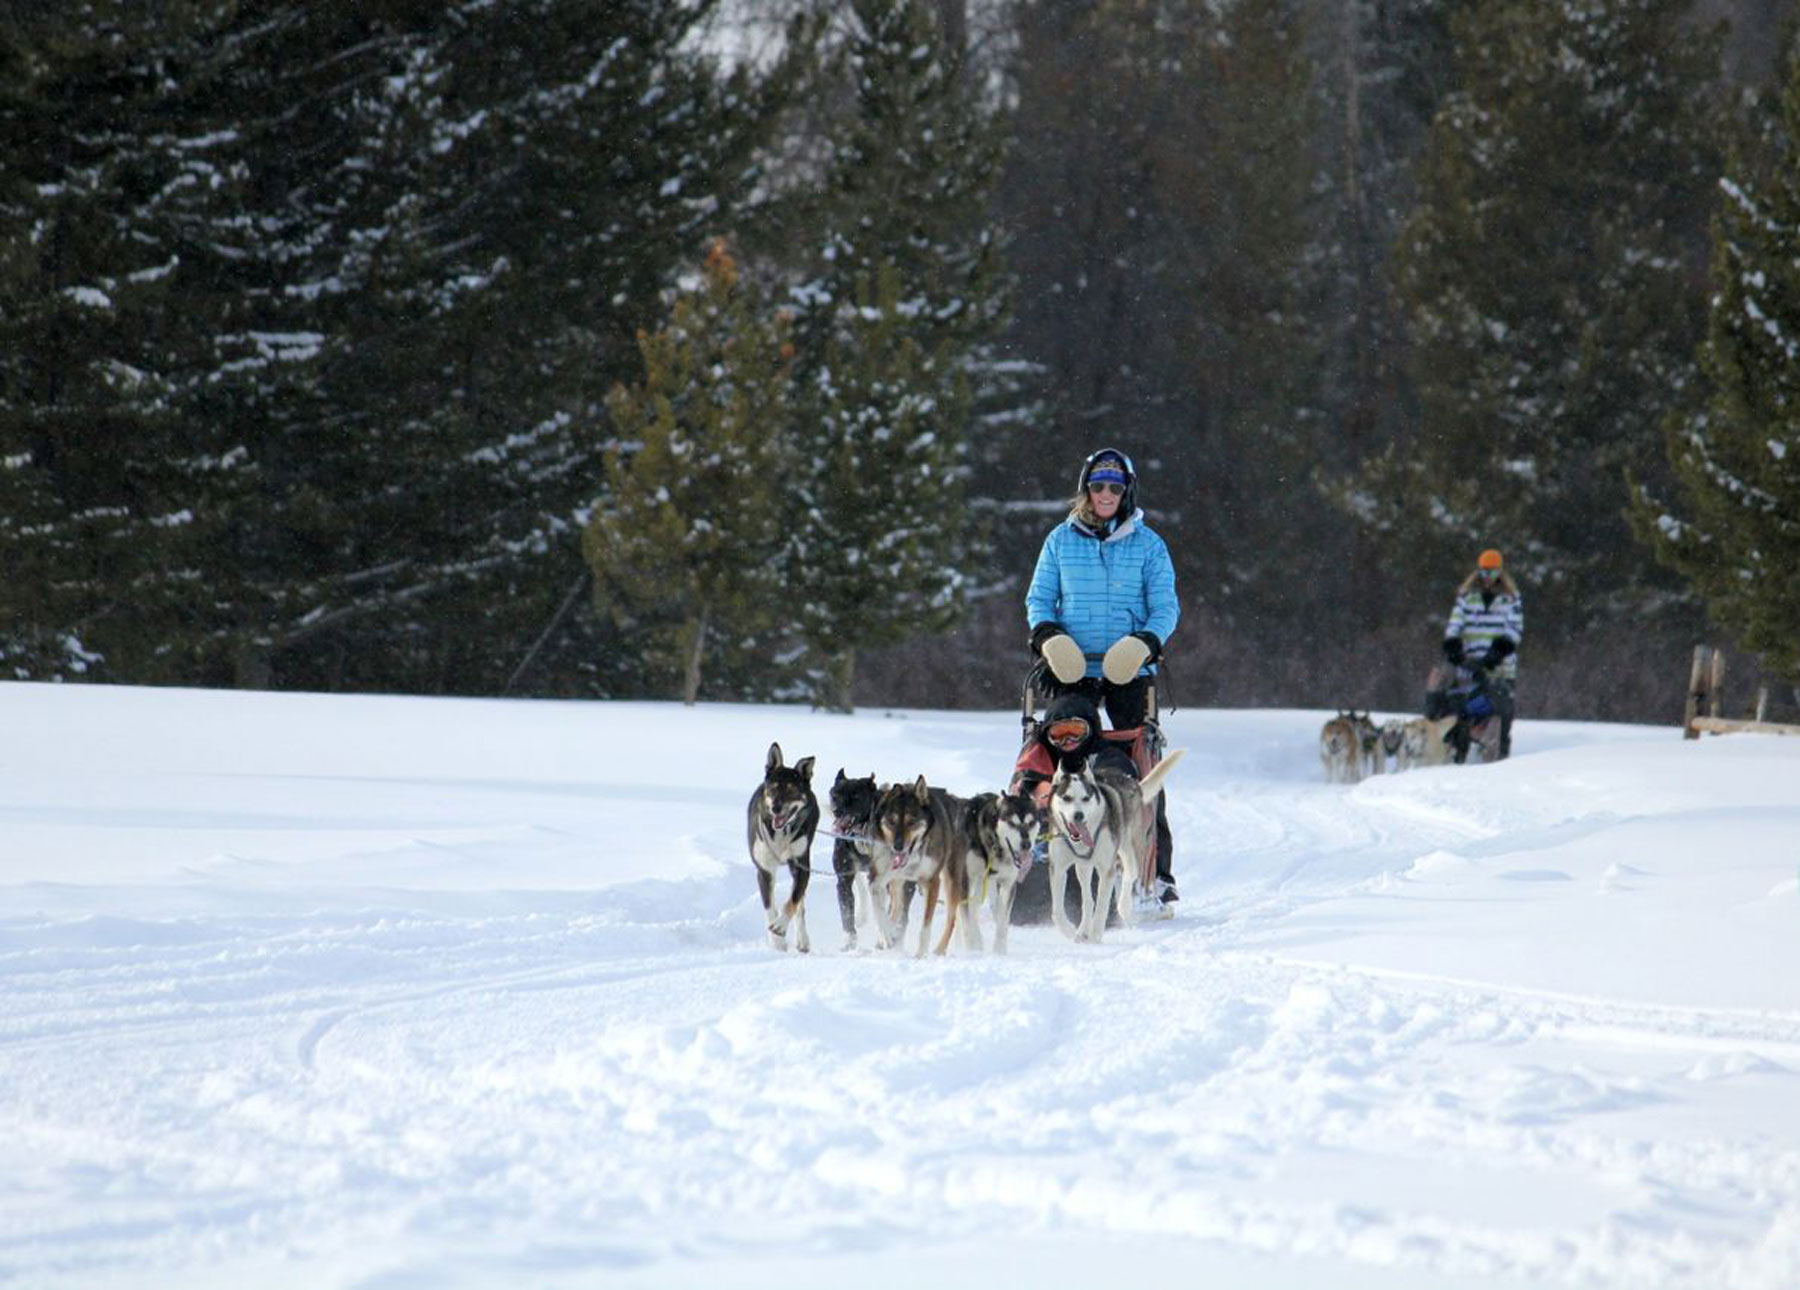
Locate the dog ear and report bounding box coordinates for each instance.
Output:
[795,755,815,782]
[911,774,929,802]
[766,743,783,775]
[834,767,846,784]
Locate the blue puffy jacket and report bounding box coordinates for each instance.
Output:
[1025,510,1179,678]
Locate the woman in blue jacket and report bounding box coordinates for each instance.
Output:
[1025,447,1180,903]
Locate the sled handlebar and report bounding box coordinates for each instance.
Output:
[1019,660,1161,734]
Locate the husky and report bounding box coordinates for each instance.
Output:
[1378,718,1408,772]
[1046,749,1186,944]
[1403,713,1462,768]
[868,776,970,958]
[1351,711,1383,776]
[958,790,1042,955]
[1319,714,1362,784]
[745,742,820,953]
[827,769,884,952]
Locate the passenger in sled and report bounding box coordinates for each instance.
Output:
[1012,447,1180,912]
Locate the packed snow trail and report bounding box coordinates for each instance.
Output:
[2,684,1798,1289]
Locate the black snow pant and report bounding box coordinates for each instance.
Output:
[1492,679,1516,759]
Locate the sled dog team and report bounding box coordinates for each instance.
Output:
[748,741,1184,956]
[1322,546,1526,781]
[1319,710,1459,783]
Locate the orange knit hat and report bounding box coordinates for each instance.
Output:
[1477,549,1503,571]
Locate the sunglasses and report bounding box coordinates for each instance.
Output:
[1046,718,1091,750]
[1087,481,1124,496]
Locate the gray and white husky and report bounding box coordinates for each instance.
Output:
[868,775,970,958]
[959,790,1042,955]
[746,742,820,953]
[1047,749,1185,943]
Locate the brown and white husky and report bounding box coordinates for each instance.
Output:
[868,776,970,957]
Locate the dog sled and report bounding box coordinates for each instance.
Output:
[1005,661,1169,925]
[1425,663,1504,765]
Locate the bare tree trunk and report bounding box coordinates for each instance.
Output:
[828,646,857,714]
[681,603,710,706]
[932,0,966,56]
[234,643,272,690]
[504,570,590,695]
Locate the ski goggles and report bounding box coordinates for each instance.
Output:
[1045,717,1091,750]
[1086,480,1125,496]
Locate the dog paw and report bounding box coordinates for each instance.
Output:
[767,929,788,951]
[840,934,859,953]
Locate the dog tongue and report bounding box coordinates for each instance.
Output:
[1068,820,1093,848]
[890,851,909,871]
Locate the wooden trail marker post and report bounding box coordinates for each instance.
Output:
[1684,645,1800,738]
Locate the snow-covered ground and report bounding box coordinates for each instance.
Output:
[2,682,1798,1289]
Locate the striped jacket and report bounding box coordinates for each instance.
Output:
[1026,511,1179,679]
[1444,573,1524,679]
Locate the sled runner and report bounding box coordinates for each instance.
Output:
[1006,661,1168,924]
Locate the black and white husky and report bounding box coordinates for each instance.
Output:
[828,769,884,952]
[1047,749,1185,943]
[746,742,820,953]
[959,790,1041,955]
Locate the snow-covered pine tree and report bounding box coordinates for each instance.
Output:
[1300,0,1465,704]
[1308,0,1459,496]
[779,0,1007,705]
[1371,0,1724,636]
[0,2,814,694]
[169,4,441,690]
[999,0,1323,698]
[0,4,297,684]
[794,0,1003,365]
[583,243,798,705]
[285,0,814,695]
[796,265,970,711]
[1633,37,1800,682]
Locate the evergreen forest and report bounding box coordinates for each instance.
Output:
[3,0,1796,719]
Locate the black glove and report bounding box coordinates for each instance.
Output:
[1483,636,1515,667]
[1129,630,1162,665]
[1441,637,1464,665]
[1030,620,1069,656]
